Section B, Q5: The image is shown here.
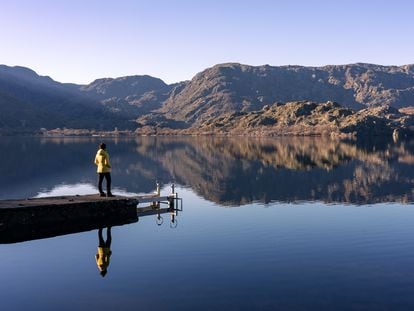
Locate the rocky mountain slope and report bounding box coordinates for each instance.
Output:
[188,101,414,137]
[137,101,414,138]
[1,62,414,135]
[159,63,414,126]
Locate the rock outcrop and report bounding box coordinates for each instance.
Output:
[138,101,414,138]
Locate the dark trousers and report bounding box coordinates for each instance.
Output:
[98,173,111,194]
[98,227,112,247]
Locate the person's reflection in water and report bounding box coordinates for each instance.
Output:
[95,227,112,277]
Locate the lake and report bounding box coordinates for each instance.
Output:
[1,136,414,310]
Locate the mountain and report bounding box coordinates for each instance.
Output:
[159,63,414,125]
[1,62,414,135]
[0,65,134,133]
[80,75,168,99]
[79,75,172,116]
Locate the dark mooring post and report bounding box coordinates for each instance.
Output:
[169,183,176,210]
[168,197,175,210]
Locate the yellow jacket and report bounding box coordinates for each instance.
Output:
[95,247,112,271]
[95,149,111,173]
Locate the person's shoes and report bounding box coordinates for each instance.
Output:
[107,192,115,197]
[99,192,106,197]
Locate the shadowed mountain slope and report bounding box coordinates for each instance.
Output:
[0,66,135,132]
[79,75,172,116]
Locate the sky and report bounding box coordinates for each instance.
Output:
[0,0,413,84]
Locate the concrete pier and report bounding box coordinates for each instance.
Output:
[0,194,179,244]
[0,195,139,226]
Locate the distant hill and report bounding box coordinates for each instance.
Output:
[80,75,168,99]
[0,65,134,133]
[79,75,172,117]
[1,62,414,134]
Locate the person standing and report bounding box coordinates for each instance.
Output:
[94,143,114,197]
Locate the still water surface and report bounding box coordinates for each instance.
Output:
[1,137,414,310]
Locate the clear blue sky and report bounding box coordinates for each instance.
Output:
[1,0,413,84]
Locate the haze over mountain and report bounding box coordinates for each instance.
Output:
[1,62,414,134]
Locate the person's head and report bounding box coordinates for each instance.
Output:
[99,143,106,150]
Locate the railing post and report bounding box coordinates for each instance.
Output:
[156,182,160,196]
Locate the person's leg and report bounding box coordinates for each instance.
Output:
[98,173,105,195]
[105,173,112,195]
[98,228,105,247]
[105,227,112,247]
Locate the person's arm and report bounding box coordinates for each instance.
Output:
[105,153,111,168]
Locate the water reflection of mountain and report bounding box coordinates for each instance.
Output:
[134,137,414,205]
[1,136,414,205]
[0,137,169,199]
